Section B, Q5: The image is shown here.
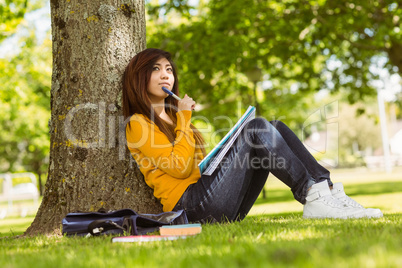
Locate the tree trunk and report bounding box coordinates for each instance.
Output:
[38,173,43,196]
[25,0,162,236]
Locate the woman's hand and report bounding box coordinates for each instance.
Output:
[178,94,196,111]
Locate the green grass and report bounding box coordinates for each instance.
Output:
[1,168,402,268]
[0,216,35,237]
[1,215,401,268]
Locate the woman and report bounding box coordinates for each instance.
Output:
[123,48,382,223]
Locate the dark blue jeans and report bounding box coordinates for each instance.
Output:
[173,118,332,223]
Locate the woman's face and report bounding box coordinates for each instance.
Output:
[147,57,175,103]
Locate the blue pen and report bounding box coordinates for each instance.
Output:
[162,86,181,101]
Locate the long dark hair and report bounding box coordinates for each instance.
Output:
[122,48,205,155]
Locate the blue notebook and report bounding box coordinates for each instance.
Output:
[198,106,256,176]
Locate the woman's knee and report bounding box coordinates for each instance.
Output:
[244,118,279,145]
[269,120,285,128]
[247,117,270,130]
[248,118,287,134]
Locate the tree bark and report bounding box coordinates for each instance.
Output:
[25,0,162,236]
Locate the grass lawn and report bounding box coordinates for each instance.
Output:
[1,168,402,268]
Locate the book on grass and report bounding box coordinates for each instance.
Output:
[198,106,256,176]
[111,235,187,243]
[159,223,202,236]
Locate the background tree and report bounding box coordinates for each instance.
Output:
[1,1,53,194]
[145,0,400,197]
[337,103,382,167]
[25,0,161,235]
[0,0,29,42]
[303,93,384,167]
[147,0,401,131]
[0,30,51,195]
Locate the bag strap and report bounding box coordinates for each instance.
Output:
[85,210,188,236]
[87,219,126,236]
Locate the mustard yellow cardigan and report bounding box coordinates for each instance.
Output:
[126,110,204,212]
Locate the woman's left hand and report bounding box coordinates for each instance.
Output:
[178,94,196,111]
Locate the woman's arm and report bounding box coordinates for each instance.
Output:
[126,110,196,178]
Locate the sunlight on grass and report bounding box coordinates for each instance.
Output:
[0,216,34,237]
[249,200,301,215]
[332,166,402,183]
[354,246,402,268]
[270,227,330,242]
[352,193,402,213]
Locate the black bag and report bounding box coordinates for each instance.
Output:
[62,209,188,237]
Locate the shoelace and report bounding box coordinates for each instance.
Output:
[332,188,364,208]
[321,195,347,208]
[338,195,364,208]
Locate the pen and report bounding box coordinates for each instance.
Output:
[162,86,181,101]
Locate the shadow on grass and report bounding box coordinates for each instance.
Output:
[255,181,402,205]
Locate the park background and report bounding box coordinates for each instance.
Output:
[0,0,402,267]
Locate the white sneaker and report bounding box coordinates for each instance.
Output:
[303,181,366,219]
[331,182,383,218]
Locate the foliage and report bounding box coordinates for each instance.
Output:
[0,0,399,191]
[338,102,382,149]
[394,90,402,119]
[0,0,28,42]
[146,0,401,134]
[308,93,383,168]
[0,28,51,188]
[0,0,44,43]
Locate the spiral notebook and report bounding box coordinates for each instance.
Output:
[198,106,256,176]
